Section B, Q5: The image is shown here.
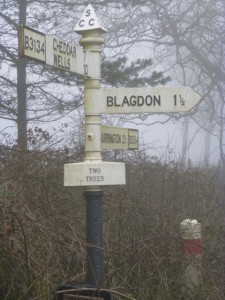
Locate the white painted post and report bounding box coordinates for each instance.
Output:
[180,219,203,295]
[74,5,107,288]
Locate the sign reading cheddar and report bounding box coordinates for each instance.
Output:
[19,25,98,77]
[45,35,85,74]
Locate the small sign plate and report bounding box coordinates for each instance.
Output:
[64,161,126,186]
[19,25,45,62]
[128,129,139,150]
[101,126,139,150]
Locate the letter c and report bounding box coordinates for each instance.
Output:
[89,19,95,26]
[79,20,85,27]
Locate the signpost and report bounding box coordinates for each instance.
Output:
[19,3,201,299]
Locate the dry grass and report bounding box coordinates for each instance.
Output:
[0,149,224,299]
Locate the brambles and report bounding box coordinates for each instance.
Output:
[0,149,223,299]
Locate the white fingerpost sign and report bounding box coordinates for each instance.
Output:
[85,87,201,114]
[19,25,99,77]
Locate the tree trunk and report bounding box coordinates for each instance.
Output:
[203,125,212,167]
[181,117,189,166]
[17,0,27,151]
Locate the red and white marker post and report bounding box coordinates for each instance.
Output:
[180,219,202,295]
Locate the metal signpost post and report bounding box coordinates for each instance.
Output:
[19,3,201,299]
[65,7,126,293]
[75,6,108,289]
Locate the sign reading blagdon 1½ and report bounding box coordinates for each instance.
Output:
[101,126,139,150]
[85,87,201,114]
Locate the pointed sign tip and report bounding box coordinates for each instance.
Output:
[74,4,107,33]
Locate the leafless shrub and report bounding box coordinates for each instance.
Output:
[0,148,223,299]
[104,161,224,299]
